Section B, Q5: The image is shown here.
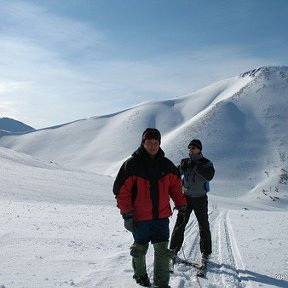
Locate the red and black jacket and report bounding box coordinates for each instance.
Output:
[113,145,187,221]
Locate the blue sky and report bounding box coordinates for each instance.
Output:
[0,0,287,128]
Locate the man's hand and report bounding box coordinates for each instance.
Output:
[177,205,187,212]
[177,205,187,218]
[180,159,190,170]
[181,158,197,170]
[122,211,135,233]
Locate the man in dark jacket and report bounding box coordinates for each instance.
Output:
[169,139,215,263]
[113,128,187,288]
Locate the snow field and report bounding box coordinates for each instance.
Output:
[1,197,287,288]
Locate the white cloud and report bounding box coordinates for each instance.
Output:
[0,1,282,128]
[1,1,103,53]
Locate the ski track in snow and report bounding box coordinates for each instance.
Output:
[170,209,253,288]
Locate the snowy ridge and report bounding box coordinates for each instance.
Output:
[0,117,35,137]
[0,66,288,288]
[0,66,287,209]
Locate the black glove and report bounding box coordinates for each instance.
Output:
[180,158,190,170]
[180,158,197,170]
[177,205,187,217]
[122,211,135,233]
[177,205,187,212]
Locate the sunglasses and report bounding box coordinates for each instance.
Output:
[189,146,199,150]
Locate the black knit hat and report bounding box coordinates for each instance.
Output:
[188,139,202,150]
[142,128,161,144]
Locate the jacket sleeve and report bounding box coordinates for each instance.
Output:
[168,164,187,207]
[113,160,136,215]
[116,176,137,215]
[113,162,126,197]
[196,159,215,181]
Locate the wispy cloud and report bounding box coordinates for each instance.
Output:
[0,1,282,128]
[0,1,106,126]
[1,1,103,52]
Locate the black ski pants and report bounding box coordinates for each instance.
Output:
[169,195,212,256]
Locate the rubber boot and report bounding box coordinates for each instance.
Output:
[153,241,170,287]
[130,243,149,279]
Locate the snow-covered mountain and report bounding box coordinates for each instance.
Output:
[1,66,288,288]
[0,66,287,209]
[0,117,35,136]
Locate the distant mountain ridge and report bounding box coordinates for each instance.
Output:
[240,65,288,79]
[0,65,287,208]
[0,117,35,136]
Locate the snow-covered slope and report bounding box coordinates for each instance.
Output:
[0,66,287,209]
[0,74,253,173]
[0,146,287,288]
[1,66,288,288]
[0,147,112,205]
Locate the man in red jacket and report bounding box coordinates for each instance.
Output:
[113,128,187,288]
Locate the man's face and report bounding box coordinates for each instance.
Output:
[188,145,200,156]
[143,139,160,156]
